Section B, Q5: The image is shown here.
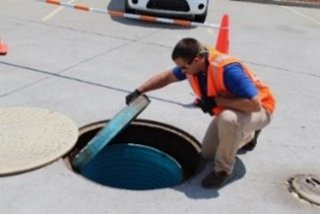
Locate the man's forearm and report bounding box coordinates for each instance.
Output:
[215,96,261,112]
[137,70,178,93]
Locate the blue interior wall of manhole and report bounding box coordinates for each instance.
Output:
[80,143,183,190]
[67,119,202,190]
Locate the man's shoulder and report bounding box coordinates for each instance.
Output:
[172,67,186,81]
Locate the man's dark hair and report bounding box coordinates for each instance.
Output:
[171,38,205,62]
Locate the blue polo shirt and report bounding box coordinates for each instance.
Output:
[172,63,258,99]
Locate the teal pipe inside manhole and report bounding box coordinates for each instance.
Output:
[65,119,202,190]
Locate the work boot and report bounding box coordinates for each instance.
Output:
[241,129,261,151]
[201,171,229,189]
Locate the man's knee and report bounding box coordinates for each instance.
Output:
[218,110,239,127]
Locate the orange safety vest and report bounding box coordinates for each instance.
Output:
[187,49,276,116]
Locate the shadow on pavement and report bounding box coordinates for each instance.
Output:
[173,157,246,199]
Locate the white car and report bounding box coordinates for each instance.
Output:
[125,0,209,23]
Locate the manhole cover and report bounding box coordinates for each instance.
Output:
[291,174,320,205]
[0,107,78,176]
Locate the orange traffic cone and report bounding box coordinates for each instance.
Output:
[0,38,8,55]
[215,14,229,54]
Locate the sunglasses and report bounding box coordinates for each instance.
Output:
[178,49,208,70]
[179,58,195,70]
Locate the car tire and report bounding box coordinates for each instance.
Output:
[125,0,135,14]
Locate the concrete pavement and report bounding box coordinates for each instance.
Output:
[0,0,319,213]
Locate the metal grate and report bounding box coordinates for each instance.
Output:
[146,0,190,12]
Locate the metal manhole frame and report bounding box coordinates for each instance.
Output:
[290,174,320,206]
[63,118,203,190]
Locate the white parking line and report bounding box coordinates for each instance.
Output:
[282,6,320,26]
[42,0,75,21]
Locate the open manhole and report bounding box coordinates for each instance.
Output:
[65,119,202,190]
[289,174,320,206]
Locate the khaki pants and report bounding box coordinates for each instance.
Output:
[201,108,272,175]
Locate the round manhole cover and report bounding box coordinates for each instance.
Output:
[0,107,78,176]
[291,174,320,205]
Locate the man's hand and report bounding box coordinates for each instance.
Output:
[194,97,217,115]
[126,89,141,105]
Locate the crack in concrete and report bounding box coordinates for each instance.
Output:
[0,60,130,98]
[245,61,320,78]
[0,61,186,106]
